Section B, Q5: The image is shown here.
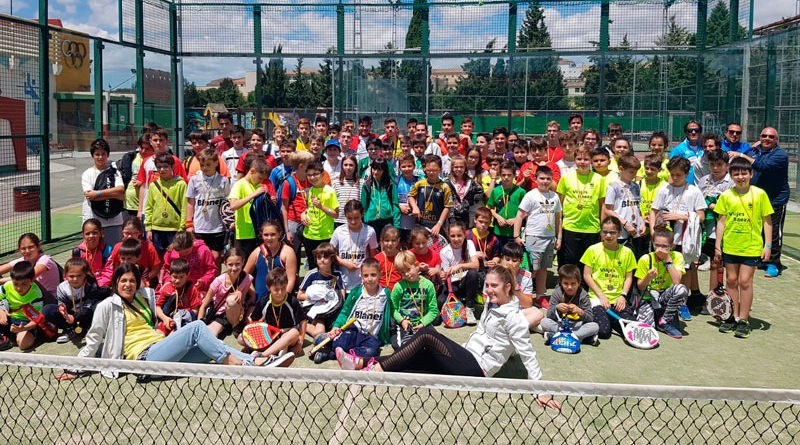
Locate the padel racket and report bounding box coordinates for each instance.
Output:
[241,322,282,351]
[308,318,357,356]
[606,309,659,349]
[706,267,732,321]
[426,228,449,256]
[20,304,58,340]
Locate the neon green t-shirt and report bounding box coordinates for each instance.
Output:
[303,185,339,241]
[486,184,526,238]
[580,243,636,304]
[556,171,606,233]
[639,178,666,223]
[714,186,774,257]
[0,281,43,321]
[635,251,686,292]
[228,178,258,240]
[124,153,144,211]
[637,158,670,182]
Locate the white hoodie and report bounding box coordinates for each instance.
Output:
[463,298,542,380]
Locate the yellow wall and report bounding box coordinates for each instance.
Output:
[50,31,91,92]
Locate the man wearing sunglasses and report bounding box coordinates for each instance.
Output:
[731,127,788,277]
[721,122,751,154]
[669,120,704,185]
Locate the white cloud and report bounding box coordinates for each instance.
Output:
[54,0,78,15]
[751,0,797,29]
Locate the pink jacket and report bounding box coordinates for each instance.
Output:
[160,239,218,293]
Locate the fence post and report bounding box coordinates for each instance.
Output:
[169,3,184,155]
[507,1,517,131]
[764,36,777,127]
[337,0,345,122]
[598,0,610,132]
[422,0,430,124]
[135,0,145,129]
[695,0,707,122]
[725,0,740,122]
[94,39,104,139]
[254,5,263,129]
[38,0,51,241]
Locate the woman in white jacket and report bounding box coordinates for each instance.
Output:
[358,265,559,409]
[57,263,282,380]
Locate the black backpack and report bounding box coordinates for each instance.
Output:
[90,167,124,219]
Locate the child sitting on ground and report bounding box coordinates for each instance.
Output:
[500,243,544,331]
[155,258,203,335]
[43,257,110,344]
[541,265,599,346]
[635,231,689,339]
[390,250,438,350]
[316,258,392,370]
[297,243,345,340]
[0,262,48,350]
[247,268,306,365]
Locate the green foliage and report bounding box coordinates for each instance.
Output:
[399,0,429,113]
[183,81,202,108]
[706,1,747,48]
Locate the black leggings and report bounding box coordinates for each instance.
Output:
[438,270,480,309]
[377,326,483,377]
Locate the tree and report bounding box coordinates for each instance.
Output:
[214,78,245,108]
[514,2,567,111]
[399,0,430,113]
[261,45,288,108]
[287,58,311,108]
[446,39,503,111]
[372,42,400,80]
[706,2,747,48]
[183,81,202,108]
[311,48,334,108]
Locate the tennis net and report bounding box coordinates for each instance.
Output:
[1,353,798,444]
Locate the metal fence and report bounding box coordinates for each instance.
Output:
[1,0,800,254]
[1,353,798,445]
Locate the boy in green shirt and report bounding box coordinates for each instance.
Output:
[301,161,340,270]
[713,157,774,338]
[144,153,187,258]
[0,261,45,350]
[635,231,688,339]
[487,160,526,248]
[228,156,270,259]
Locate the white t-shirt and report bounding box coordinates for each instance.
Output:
[81,166,124,228]
[651,183,707,245]
[221,147,246,175]
[330,224,378,291]
[351,285,388,337]
[186,172,232,234]
[518,189,562,238]
[324,160,342,183]
[604,180,644,240]
[440,240,477,282]
[556,158,576,178]
[696,173,734,239]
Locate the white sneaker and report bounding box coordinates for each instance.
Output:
[254,352,294,368]
[465,307,477,326]
[56,334,70,344]
[697,258,711,271]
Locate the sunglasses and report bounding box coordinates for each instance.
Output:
[601,230,619,236]
[685,128,701,134]
[727,130,742,135]
[760,134,777,139]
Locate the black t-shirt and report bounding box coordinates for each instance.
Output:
[251,297,306,329]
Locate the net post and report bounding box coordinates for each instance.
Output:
[38,0,51,242]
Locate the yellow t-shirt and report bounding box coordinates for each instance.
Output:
[123,298,164,360]
[635,251,685,292]
[714,186,774,257]
[637,158,670,182]
[556,170,606,233]
[580,243,636,304]
[228,178,258,240]
[639,178,666,224]
[303,185,339,241]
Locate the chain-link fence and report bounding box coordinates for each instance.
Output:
[0,353,798,444]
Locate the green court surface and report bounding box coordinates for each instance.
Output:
[0,206,83,255]
[11,248,800,390]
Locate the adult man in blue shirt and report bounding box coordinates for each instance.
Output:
[731,127,789,277]
[721,122,752,154]
[670,120,704,185]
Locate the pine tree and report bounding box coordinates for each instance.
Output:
[261,45,288,108]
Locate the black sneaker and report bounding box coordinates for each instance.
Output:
[734,319,751,338]
[719,317,737,334]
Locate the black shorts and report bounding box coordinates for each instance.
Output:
[722,254,759,267]
[196,232,227,252]
[701,238,716,258]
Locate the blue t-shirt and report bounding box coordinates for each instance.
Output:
[396,175,418,229]
[670,139,703,185]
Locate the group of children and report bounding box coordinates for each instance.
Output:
[0,115,775,372]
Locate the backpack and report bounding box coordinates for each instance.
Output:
[276,174,298,213]
[113,149,138,189]
[90,167,124,219]
[250,193,284,235]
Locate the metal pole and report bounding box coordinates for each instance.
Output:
[631,52,636,137]
[38,0,51,241]
[523,58,528,134]
[93,39,104,139]
[598,0,610,133]
[254,5,263,128]
[135,0,145,129]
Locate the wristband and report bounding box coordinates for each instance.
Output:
[664,261,673,267]
[96,190,102,198]
[765,243,772,249]
[185,220,194,229]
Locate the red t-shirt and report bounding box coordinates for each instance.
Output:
[515,161,562,191]
[210,135,232,154]
[546,145,565,164]
[414,249,441,269]
[97,240,162,287]
[235,151,277,175]
[376,251,402,291]
[280,173,312,222]
[155,281,203,311]
[136,154,188,185]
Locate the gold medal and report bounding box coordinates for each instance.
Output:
[577,204,583,210]
[74,326,83,335]
[546,224,553,231]
[201,208,207,215]
[607,284,613,291]
[162,211,168,218]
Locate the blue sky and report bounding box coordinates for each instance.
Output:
[1,0,796,88]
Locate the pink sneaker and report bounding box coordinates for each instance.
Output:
[335,347,359,370]
[361,357,378,372]
[535,295,550,309]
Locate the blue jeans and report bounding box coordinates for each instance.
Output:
[145,320,252,365]
[332,328,381,359]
